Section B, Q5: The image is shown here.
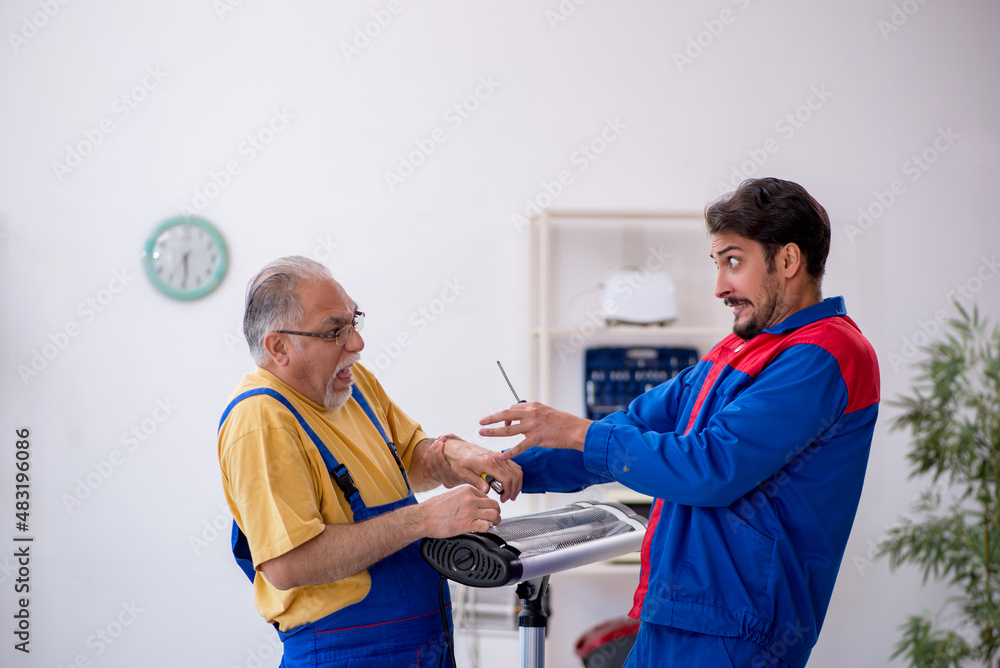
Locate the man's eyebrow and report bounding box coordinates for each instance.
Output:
[318,304,360,328]
[710,245,742,259]
[319,314,351,327]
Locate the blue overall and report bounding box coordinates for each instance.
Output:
[220,385,453,668]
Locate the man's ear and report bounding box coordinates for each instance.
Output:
[263,332,291,367]
[778,243,804,279]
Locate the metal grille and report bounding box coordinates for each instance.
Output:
[488,505,634,558]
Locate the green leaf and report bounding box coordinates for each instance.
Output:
[890,613,972,667]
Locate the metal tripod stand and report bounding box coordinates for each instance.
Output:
[516,576,551,668]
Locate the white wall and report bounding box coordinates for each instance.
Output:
[1,1,998,666]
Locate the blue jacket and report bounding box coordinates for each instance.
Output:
[514,297,879,667]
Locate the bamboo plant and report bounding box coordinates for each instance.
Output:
[878,304,1000,667]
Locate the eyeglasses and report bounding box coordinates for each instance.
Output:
[276,311,365,345]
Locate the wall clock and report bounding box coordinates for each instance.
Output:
[141,216,229,300]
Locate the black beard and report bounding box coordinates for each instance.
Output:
[733,306,772,340]
[730,273,784,340]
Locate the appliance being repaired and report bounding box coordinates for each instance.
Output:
[421,501,647,668]
[420,500,646,588]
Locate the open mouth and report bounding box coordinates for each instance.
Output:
[333,353,361,386]
[726,298,751,317]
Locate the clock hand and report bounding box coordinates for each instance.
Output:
[181,251,190,289]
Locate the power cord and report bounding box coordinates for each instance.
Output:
[438,575,457,668]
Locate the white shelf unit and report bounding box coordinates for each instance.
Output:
[527,208,731,415]
[523,209,731,668]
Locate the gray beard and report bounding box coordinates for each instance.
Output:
[324,353,360,410]
[324,383,352,411]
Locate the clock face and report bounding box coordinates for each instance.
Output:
[142,216,228,300]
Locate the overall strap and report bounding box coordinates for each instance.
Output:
[350,385,411,494]
[220,387,365,583]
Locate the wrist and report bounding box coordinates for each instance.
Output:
[395,502,429,541]
[411,499,444,541]
[434,433,462,461]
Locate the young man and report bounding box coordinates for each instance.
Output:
[219,256,522,667]
[479,178,880,667]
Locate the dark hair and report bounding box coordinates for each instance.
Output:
[705,178,831,284]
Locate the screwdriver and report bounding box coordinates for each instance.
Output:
[482,360,529,497]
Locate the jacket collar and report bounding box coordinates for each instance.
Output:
[761,296,847,336]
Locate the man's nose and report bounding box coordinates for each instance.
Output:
[714,270,730,300]
[347,329,365,352]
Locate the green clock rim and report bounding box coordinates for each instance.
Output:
[141,215,229,301]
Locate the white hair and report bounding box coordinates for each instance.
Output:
[243,256,333,366]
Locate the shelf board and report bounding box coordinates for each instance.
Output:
[532,326,729,339]
[537,209,704,221]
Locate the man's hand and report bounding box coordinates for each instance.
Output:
[417,435,522,502]
[478,401,592,460]
[417,485,501,537]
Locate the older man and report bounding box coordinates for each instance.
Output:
[480,178,880,668]
[219,256,521,667]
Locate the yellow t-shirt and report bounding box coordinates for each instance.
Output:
[218,364,427,631]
